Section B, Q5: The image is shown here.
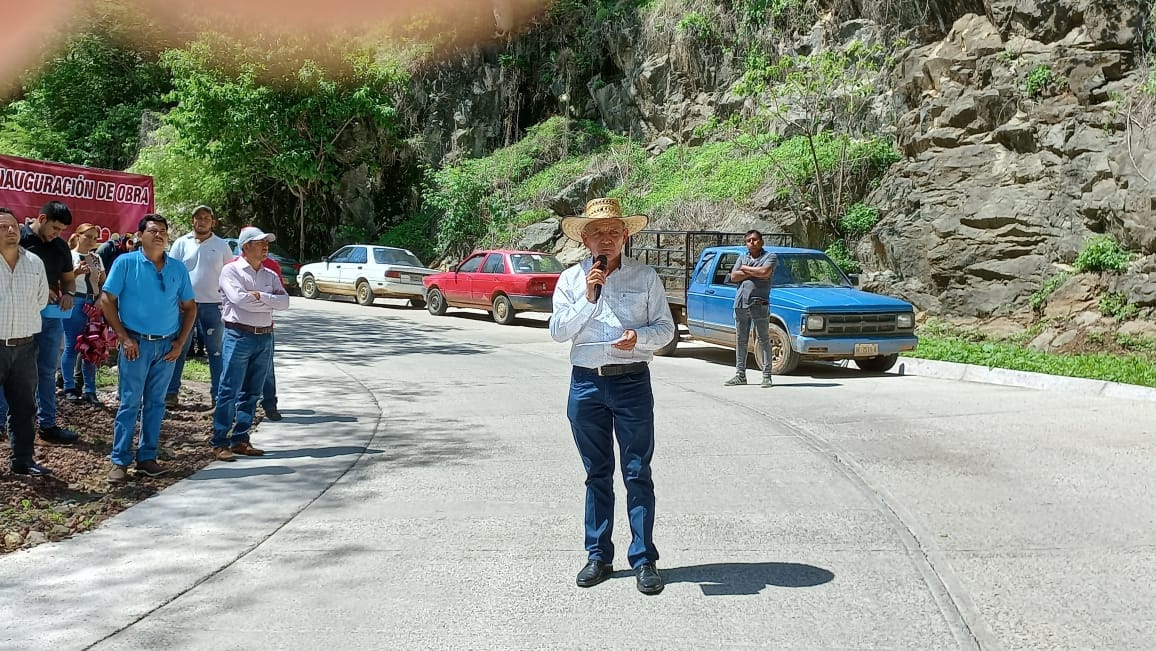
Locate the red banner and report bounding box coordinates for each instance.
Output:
[0,154,154,242]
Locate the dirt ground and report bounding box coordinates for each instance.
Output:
[0,379,217,554]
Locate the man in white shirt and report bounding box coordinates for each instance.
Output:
[0,208,54,476]
[210,226,288,461]
[549,198,675,595]
[166,205,233,408]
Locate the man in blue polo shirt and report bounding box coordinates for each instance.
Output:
[99,214,196,483]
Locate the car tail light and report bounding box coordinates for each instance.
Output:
[385,270,400,279]
[533,281,548,292]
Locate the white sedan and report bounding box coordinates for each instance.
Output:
[298,244,439,307]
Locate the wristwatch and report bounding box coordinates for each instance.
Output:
[63,290,75,296]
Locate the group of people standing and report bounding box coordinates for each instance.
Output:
[0,201,288,482]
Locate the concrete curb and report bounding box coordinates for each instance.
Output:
[895,357,1156,403]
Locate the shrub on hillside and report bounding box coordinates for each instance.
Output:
[1074,235,1131,272]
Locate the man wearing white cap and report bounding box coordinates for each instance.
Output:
[210,226,288,461]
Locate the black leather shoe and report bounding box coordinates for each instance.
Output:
[635,563,664,595]
[39,426,79,444]
[264,407,282,421]
[575,560,613,588]
[11,462,53,477]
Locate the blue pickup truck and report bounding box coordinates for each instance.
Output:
[628,231,918,374]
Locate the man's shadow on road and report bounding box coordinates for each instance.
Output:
[615,562,833,595]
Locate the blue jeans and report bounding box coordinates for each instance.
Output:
[212,329,274,448]
[566,365,658,569]
[61,297,97,394]
[111,337,178,466]
[168,302,223,399]
[0,317,66,429]
[262,332,277,411]
[735,303,772,377]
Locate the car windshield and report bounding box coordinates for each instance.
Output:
[374,248,423,267]
[772,254,851,287]
[509,253,564,273]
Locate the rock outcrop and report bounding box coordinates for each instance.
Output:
[856,2,1154,318]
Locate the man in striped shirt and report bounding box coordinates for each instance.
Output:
[0,209,53,476]
[549,198,675,595]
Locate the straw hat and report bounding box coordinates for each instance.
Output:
[560,198,648,242]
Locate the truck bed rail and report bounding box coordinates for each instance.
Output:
[627,230,794,306]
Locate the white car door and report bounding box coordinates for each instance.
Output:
[316,246,353,293]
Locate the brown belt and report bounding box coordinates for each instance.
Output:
[1,336,33,347]
[224,321,274,335]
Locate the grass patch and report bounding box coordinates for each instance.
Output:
[905,322,1156,388]
[96,357,211,389]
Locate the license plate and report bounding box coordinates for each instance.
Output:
[854,343,879,356]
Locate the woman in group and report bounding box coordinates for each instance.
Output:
[61,223,105,405]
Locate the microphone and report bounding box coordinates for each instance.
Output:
[593,255,608,301]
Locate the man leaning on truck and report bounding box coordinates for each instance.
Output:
[725,229,777,388]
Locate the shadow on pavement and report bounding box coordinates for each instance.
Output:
[261,446,384,460]
[278,414,358,425]
[668,341,901,382]
[656,561,835,595]
[273,308,496,367]
[189,466,296,480]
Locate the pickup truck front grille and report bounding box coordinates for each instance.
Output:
[825,313,905,334]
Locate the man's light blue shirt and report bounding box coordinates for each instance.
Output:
[103,250,195,336]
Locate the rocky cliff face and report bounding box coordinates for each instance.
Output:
[858,1,1154,320]
[403,0,1154,327]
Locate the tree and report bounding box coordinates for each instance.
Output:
[0,29,170,169]
[161,32,408,260]
[736,42,894,232]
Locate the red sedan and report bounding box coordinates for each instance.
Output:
[423,249,564,324]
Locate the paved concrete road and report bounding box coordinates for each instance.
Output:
[2,298,1155,650]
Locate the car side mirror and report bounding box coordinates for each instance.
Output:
[848,273,860,286]
[322,256,330,263]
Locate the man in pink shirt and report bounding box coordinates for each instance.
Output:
[211,226,288,461]
[230,243,282,420]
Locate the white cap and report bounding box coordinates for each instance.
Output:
[237,225,276,248]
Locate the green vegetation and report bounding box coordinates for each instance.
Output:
[676,12,716,41]
[907,321,1156,388]
[1099,292,1140,321]
[422,117,611,258]
[735,43,897,232]
[158,32,408,261]
[1025,65,1058,98]
[1029,271,1071,313]
[97,357,209,388]
[1074,235,1131,272]
[0,26,171,169]
[824,240,861,274]
[839,202,881,235]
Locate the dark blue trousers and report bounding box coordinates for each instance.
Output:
[567,365,658,569]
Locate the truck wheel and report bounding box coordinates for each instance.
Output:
[426,288,448,316]
[767,322,800,375]
[492,294,516,325]
[355,280,375,306]
[301,275,319,299]
[855,353,899,373]
[654,331,679,357]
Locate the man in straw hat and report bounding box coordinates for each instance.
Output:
[549,197,676,595]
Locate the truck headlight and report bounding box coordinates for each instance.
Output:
[897,313,914,328]
[804,315,825,332]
